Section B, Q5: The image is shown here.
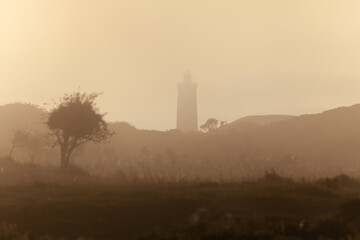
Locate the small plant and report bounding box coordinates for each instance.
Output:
[0,223,29,240]
[340,198,360,222]
[311,217,354,240]
[260,169,292,184]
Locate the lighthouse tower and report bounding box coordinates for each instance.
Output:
[176,71,198,132]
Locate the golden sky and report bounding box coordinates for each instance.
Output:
[1,0,360,130]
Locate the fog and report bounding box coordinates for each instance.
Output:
[1,1,360,130]
[3,1,360,239]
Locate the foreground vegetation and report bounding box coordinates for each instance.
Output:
[0,173,360,239]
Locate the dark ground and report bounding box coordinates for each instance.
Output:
[0,176,360,240]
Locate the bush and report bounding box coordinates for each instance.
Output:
[259,169,292,184]
[340,198,360,222]
[316,174,357,189]
[311,218,354,240]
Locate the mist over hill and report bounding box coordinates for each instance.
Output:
[1,103,360,180]
[0,103,46,130]
[229,114,295,127]
[0,103,47,154]
[224,114,295,134]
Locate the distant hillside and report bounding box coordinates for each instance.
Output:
[0,103,46,130]
[229,115,295,127]
[247,104,360,172]
[2,102,360,179]
[75,104,360,178]
[223,115,295,134]
[258,104,360,144]
[0,103,47,154]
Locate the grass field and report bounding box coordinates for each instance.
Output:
[0,175,360,240]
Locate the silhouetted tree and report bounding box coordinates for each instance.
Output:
[26,134,45,163]
[200,118,219,133]
[47,91,113,168]
[220,121,227,127]
[8,129,29,158]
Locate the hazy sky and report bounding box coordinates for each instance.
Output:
[1,0,360,130]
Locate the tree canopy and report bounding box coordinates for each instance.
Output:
[47,91,112,168]
[200,118,219,133]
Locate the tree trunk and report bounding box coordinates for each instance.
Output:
[59,133,81,170]
[8,144,15,159]
[60,145,76,169]
[60,144,68,168]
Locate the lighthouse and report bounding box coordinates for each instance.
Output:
[176,71,198,132]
